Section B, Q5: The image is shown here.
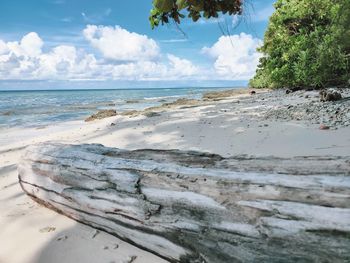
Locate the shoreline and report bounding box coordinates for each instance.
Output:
[1,87,350,263]
[0,86,238,130]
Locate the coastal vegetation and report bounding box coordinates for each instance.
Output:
[249,0,350,89]
[149,0,243,28]
[150,0,350,90]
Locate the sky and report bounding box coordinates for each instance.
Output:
[0,0,275,90]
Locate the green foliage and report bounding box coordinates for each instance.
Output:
[149,0,243,29]
[250,0,350,89]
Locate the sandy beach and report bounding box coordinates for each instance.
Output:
[1,88,350,263]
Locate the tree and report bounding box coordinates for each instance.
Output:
[250,0,350,89]
[149,0,243,28]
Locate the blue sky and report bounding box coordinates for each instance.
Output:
[0,0,275,89]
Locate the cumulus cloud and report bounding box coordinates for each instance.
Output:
[103,54,199,81]
[0,28,198,81]
[83,25,160,62]
[0,40,9,55]
[35,45,98,79]
[0,28,261,82]
[6,32,43,57]
[202,33,262,80]
[167,54,198,77]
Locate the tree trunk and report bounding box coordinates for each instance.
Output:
[18,143,350,263]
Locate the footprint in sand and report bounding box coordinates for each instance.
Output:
[121,255,137,263]
[92,229,100,238]
[56,235,68,241]
[39,226,56,233]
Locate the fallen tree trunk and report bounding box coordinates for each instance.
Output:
[18,143,350,263]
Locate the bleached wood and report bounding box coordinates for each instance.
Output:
[18,143,350,263]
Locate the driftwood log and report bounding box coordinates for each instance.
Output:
[18,143,350,263]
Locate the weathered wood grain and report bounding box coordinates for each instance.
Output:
[18,143,350,263]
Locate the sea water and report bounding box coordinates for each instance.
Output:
[0,87,236,129]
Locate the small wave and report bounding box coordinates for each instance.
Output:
[144,95,184,101]
[66,105,99,110]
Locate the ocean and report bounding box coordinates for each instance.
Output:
[0,87,237,129]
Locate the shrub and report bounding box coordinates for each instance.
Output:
[249,0,350,89]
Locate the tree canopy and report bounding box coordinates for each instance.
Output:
[149,0,243,28]
[250,0,350,89]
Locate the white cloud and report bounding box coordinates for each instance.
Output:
[20,32,44,57]
[202,33,262,80]
[36,45,98,79]
[0,29,198,81]
[159,39,188,43]
[167,54,198,77]
[6,32,43,57]
[106,56,199,81]
[0,40,9,55]
[0,28,261,82]
[83,25,160,61]
[81,8,112,23]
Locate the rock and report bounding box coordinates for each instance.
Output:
[286,87,300,94]
[85,110,117,122]
[143,111,161,118]
[126,100,139,104]
[290,87,301,92]
[0,111,14,116]
[203,88,251,100]
[249,90,256,95]
[110,123,116,126]
[121,110,139,117]
[18,143,350,263]
[319,124,330,130]
[264,88,350,129]
[163,98,198,107]
[319,90,342,102]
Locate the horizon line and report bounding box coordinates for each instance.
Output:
[0,86,247,92]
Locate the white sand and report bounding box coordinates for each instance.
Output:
[1,90,349,263]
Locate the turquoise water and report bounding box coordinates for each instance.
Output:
[0,87,238,129]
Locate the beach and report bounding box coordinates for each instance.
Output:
[1,87,350,263]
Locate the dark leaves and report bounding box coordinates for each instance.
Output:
[149,0,243,28]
